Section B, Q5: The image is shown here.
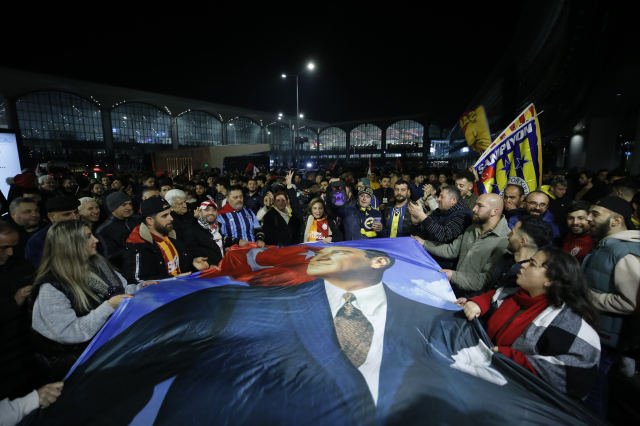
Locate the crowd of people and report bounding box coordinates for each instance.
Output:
[0,163,638,423]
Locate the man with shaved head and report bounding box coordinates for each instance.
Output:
[412,193,511,297]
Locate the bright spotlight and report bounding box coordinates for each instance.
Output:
[300,114,304,118]
[307,163,312,168]
[278,113,283,116]
[281,74,286,78]
[308,63,314,70]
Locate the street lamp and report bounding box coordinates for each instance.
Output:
[282,62,314,168]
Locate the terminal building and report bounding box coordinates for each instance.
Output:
[0,68,451,172]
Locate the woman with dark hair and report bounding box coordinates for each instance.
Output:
[297,197,343,244]
[458,246,600,399]
[30,220,155,382]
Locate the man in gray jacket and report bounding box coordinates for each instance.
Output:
[412,193,510,297]
[582,196,640,417]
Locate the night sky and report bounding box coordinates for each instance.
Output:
[2,4,523,124]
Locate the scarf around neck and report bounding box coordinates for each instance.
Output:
[87,259,124,299]
[199,216,224,257]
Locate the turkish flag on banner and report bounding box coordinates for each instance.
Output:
[397,158,403,171]
[481,166,495,182]
[199,244,324,286]
[245,162,259,177]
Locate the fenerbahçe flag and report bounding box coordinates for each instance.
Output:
[19,239,602,426]
[473,104,543,196]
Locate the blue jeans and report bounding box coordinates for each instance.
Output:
[583,345,616,418]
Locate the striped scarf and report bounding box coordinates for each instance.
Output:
[199,217,224,258]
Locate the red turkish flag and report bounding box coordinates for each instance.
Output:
[396,158,403,171]
[198,244,324,286]
[481,166,495,182]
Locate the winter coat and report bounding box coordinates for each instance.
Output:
[170,210,197,241]
[95,215,142,268]
[183,222,231,267]
[262,207,301,247]
[122,223,192,283]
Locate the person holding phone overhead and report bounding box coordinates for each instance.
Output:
[326,185,383,240]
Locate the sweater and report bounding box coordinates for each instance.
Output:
[562,232,593,265]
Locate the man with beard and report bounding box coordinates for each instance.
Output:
[59,176,77,197]
[385,180,412,238]
[563,201,593,264]
[412,193,510,297]
[582,197,640,417]
[110,179,125,193]
[184,198,235,266]
[244,178,264,214]
[507,191,561,246]
[541,177,570,232]
[122,197,209,283]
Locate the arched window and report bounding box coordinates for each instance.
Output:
[16,91,104,162]
[266,123,292,164]
[319,127,346,152]
[298,126,319,152]
[350,124,381,150]
[111,103,171,145]
[386,120,424,148]
[177,111,222,146]
[226,117,261,145]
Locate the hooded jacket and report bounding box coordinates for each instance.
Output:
[423,216,511,295]
[122,223,192,283]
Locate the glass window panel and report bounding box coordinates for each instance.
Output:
[177,111,222,147]
[225,117,261,145]
[111,103,171,145]
[318,127,346,152]
[386,120,424,149]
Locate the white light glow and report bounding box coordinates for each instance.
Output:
[307,163,312,167]
[300,114,304,118]
[282,74,286,78]
[308,63,314,70]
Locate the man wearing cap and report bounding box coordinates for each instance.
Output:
[122,198,209,283]
[25,196,80,267]
[183,198,234,266]
[95,192,141,269]
[326,184,383,240]
[582,196,640,416]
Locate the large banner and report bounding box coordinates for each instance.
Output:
[473,104,542,196]
[20,238,602,426]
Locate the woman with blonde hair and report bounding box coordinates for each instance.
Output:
[30,220,152,381]
[298,197,343,243]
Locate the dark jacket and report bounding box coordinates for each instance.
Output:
[244,191,264,214]
[483,253,528,293]
[95,215,142,268]
[297,215,343,244]
[374,187,394,208]
[25,222,52,267]
[384,202,413,238]
[413,199,472,244]
[170,210,197,241]
[508,210,562,246]
[0,256,37,400]
[183,222,231,267]
[122,223,192,283]
[262,207,301,247]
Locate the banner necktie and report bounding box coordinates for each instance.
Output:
[334,293,373,368]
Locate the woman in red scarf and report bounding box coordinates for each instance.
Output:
[298,197,343,244]
[458,247,601,399]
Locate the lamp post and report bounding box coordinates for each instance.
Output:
[282,63,314,168]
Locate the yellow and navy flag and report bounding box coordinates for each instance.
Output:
[459,106,491,154]
[473,104,542,196]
